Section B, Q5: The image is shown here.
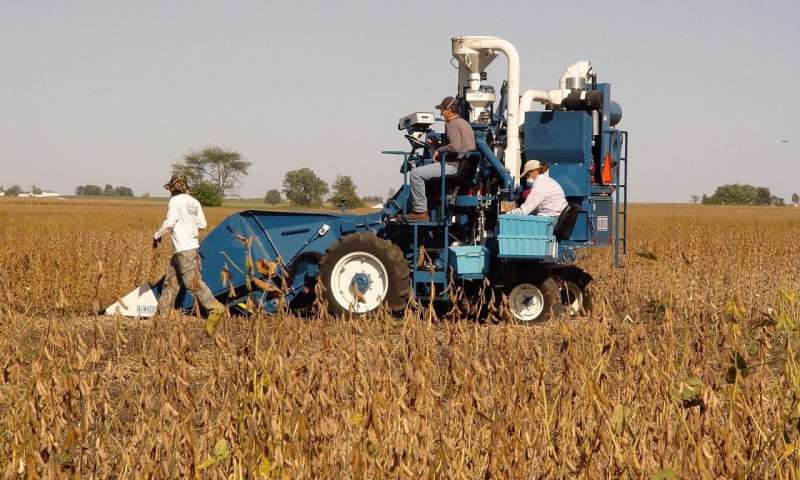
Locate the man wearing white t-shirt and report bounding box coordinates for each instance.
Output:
[510,160,568,217]
[154,173,226,335]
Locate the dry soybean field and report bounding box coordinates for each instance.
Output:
[1,198,800,478]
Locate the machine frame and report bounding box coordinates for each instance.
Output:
[105,36,628,323]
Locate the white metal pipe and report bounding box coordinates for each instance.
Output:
[520,89,551,114]
[453,36,521,184]
[518,89,570,126]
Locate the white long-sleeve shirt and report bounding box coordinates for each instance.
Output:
[511,174,568,217]
[153,193,207,253]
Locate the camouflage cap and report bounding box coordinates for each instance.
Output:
[164,173,189,193]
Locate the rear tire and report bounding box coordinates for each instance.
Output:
[564,280,593,315]
[319,232,410,315]
[505,277,564,323]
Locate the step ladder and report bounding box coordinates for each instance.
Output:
[613,131,629,268]
[411,222,450,302]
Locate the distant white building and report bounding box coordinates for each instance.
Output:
[37,191,61,198]
[16,190,61,198]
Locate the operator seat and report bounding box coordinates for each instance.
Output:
[424,151,481,209]
[443,151,481,190]
[553,202,580,241]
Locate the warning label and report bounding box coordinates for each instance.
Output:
[597,216,609,232]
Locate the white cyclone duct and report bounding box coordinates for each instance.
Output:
[520,61,593,118]
[560,60,592,90]
[451,36,521,184]
[520,90,558,114]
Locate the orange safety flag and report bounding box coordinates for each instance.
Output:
[601,152,613,185]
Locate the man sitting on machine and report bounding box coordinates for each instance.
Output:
[405,96,476,222]
[510,160,567,217]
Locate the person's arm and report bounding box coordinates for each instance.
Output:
[444,121,462,153]
[510,186,546,216]
[154,200,179,240]
[196,202,207,230]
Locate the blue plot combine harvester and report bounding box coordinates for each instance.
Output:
[106,36,628,323]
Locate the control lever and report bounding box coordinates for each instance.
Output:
[405,134,426,148]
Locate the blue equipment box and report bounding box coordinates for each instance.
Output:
[449,245,490,278]
[497,214,557,258]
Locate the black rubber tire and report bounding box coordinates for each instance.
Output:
[504,277,564,323]
[285,253,323,311]
[318,232,410,315]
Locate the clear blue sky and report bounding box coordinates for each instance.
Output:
[1,0,798,201]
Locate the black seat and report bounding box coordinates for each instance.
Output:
[443,152,480,190]
[553,202,580,241]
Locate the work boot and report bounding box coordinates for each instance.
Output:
[204,302,226,337]
[405,211,430,223]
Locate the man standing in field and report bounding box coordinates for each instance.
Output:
[154,173,226,335]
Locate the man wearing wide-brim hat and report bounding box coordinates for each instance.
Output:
[153,173,226,335]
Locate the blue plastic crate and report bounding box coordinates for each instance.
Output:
[497,214,557,258]
[449,245,490,278]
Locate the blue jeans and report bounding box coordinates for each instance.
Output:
[409,162,458,213]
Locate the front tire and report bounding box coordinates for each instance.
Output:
[318,232,410,315]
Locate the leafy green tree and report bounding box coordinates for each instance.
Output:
[104,184,115,196]
[702,184,778,205]
[264,189,282,205]
[172,146,252,197]
[192,182,223,207]
[114,186,134,197]
[4,185,22,197]
[75,185,103,196]
[329,175,365,208]
[792,193,799,204]
[282,168,329,207]
[31,186,42,196]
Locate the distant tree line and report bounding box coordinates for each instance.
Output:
[75,184,134,197]
[701,184,784,206]
[2,185,23,196]
[1,185,46,196]
[275,169,379,208]
[159,144,386,209]
[361,195,384,205]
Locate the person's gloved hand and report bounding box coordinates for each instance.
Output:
[152,237,161,249]
[509,208,523,215]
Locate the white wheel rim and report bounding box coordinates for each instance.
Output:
[329,251,389,314]
[566,282,583,315]
[508,283,545,322]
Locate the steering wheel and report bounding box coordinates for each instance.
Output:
[405,134,426,148]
